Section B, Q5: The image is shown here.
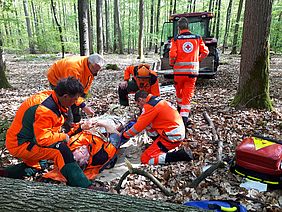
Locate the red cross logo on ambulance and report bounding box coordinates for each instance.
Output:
[182,42,193,53]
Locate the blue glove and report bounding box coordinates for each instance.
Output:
[123,120,136,131]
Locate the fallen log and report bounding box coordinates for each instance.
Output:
[0,177,200,211]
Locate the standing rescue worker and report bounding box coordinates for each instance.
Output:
[118,64,160,106]
[1,77,94,188]
[169,17,209,126]
[47,53,106,125]
[121,90,193,165]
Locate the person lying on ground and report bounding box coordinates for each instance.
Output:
[42,118,126,183]
[120,90,194,165]
[0,77,96,189]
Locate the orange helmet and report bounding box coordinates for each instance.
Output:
[137,64,150,78]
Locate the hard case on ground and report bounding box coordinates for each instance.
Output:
[230,135,282,186]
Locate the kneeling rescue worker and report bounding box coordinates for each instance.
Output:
[118,64,160,106]
[0,77,108,189]
[121,90,193,165]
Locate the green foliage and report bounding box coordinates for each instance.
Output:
[0,119,10,147]
[0,0,281,54]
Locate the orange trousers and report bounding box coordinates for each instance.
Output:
[141,136,180,165]
[174,76,197,118]
[7,142,73,170]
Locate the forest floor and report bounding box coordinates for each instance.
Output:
[0,53,281,211]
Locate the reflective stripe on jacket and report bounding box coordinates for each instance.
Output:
[169,29,209,75]
[123,65,160,96]
[123,94,185,142]
[6,90,68,150]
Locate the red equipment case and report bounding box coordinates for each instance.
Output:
[231,135,282,186]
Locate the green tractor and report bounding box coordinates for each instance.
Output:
[154,12,219,79]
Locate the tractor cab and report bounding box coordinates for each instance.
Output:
[155,12,219,78]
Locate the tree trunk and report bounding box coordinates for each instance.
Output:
[23,0,36,54]
[0,178,199,211]
[51,0,65,58]
[30,0,39,45]
[114,0,123,54]
[173,0,177,14]
[138,0,144,60]
[230,0,244,54]
[0,30,11,89]
[169,0,173,16]
[89,0,94,54]
[215,0,221,40]
[13,3,23,47]
[96,0,103,55]
[148,0,154,51]
[105,0,110,52]
[78,0,90,56]
[154,0,161,53]
[222,0,233,53]
[232,0,273,110]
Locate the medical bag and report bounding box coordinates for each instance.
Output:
[230,135,282,186]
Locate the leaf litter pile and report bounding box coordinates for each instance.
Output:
[0,53,281,211]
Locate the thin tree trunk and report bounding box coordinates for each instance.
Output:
[0,30,11,89]
[23,0,36,54]
[105,0,110,52]
[173,0,177,14]
[230,0,244,54]
[89,0,93,54]
[193,0,196,12]
[74,3,79,41]
[222,0,233,53]
[154,0,161,53]
[169,0,173,16]
[113,0,123,54]
[215,0,221,40]
[51,0,65,58]
[138,0,144,60]
[148,0,154,51]
[78,0,90,56]
[13,3,23,46]
[96,0,103,54]
[232,0,273,110]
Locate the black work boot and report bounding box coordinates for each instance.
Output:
[165,147,194,163]
[182,117,192,128]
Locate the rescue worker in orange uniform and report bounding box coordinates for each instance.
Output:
[1,77,96,188]
[121,90,193,165]
[47,53,106,125]
[43,120,122,182]
[118,64,160,106]
[169,17,209,126]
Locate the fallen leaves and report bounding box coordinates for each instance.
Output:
[0,53,281,211]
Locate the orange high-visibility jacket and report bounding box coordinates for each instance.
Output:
[6,90,68,151]
[43,131,118,181]
[47,56,93,107]
[169,29,209,75]
[123,66,160,96]
[123,94,185,142]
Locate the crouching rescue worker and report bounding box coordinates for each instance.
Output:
[169,17,209,126]
[47,53,106,127]
[0,77,95,188]
[118,64,160,106]
[42,120,122,182]
[121,90,193,165]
